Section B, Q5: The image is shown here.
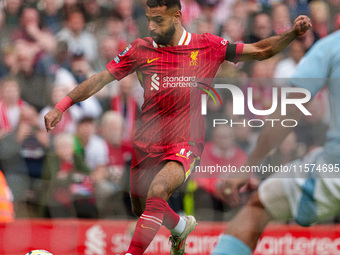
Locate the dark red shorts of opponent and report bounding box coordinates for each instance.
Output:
[130,143,200,198]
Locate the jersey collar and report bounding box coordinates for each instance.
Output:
[152,28,191,48]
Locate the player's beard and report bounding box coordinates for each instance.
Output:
[150,23,176,45]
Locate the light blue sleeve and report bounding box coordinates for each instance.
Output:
[290,36,332,97]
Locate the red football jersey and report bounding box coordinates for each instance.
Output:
[106,29,243,155]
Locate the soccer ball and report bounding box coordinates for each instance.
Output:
[25,250,53,255]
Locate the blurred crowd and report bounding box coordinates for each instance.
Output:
[0,0,336,221]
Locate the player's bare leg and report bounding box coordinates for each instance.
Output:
[212,178,292,255]
[126,161,196,255]
[131,197,146,217]
[211,192,270,255]
[230,193,271,248]
[147,161,184,199]
[148,161,197,255]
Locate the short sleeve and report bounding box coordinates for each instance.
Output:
[202,33,244,64]
[203,33,228,64]
[290,38,331,96]
[106,40,140,81]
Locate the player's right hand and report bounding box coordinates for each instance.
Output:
[44,108,62,132]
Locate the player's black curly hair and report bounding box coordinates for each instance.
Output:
[146,0,181,10]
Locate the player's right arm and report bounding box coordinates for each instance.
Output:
[44,69,115,131]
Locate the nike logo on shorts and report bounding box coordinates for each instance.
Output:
[176,153,188,159]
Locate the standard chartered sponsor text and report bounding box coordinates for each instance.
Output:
[162,76,197,88]
[195,163,340,175]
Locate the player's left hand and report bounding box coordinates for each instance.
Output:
[219,177,260,207]
[219,177,248,207]
[292,15,312,36]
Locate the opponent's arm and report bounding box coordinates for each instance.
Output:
[246,93,309,166]
[221,93,312,205]
[44,69,115,131]
[239,15,311,61]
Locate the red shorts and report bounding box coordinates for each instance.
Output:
[130,144,201,198]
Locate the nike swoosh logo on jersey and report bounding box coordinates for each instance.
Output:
[141,224,156,230]
[147,57,160,64]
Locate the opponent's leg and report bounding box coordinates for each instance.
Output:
[126,161,188,255]
[212,178,292,255]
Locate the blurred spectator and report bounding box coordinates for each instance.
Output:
[297,28,320,51]
[80,0,109,34]
[0,46,19,78]
[233,117,257,154]
[110,75,140,143]
[18,105,49,213]
[133,0,150,38]
[93,36,119,72]
[0,11,11,52]
[12,7,57,57]
[309,0,330,38]
[40,86,83,135]
[231,1,253,26]
[294,95,329,152]
[195,0,219,34]
[334,13,340,31]
[244,12,273,43]
[181,0,202,29]
[263,131,303,178]
[3,0,23,33]
[36,40,75,86]
[57,10,98,63]
[285,0,309,20]
[271,3,292,35]
[69,50,95,84]
[15,42,53,111]
[0,104,48,217]
[218,16,247,74]
[0,170,14,222]
[273,40,306,85]
[39,0,64,34]
[0,76,25,138]
[204,88,224,141]
[24,0,39,8]
[100,111,132,182]
[96,111,133,218]
[241,59,280,119]
[217,0,260,31]
[329,0,340,31]
[61,0,82,18]
[0,79,48,210]
[41,133,97,218]
[193,125,247,221]
[214,0,236,29]
[97,12,127,53]
[74,116,108,172]
[221,17,245,43]
[113,0,139,41]
[195,16,218,35]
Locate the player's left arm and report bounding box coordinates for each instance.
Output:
[239,15,312,62]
